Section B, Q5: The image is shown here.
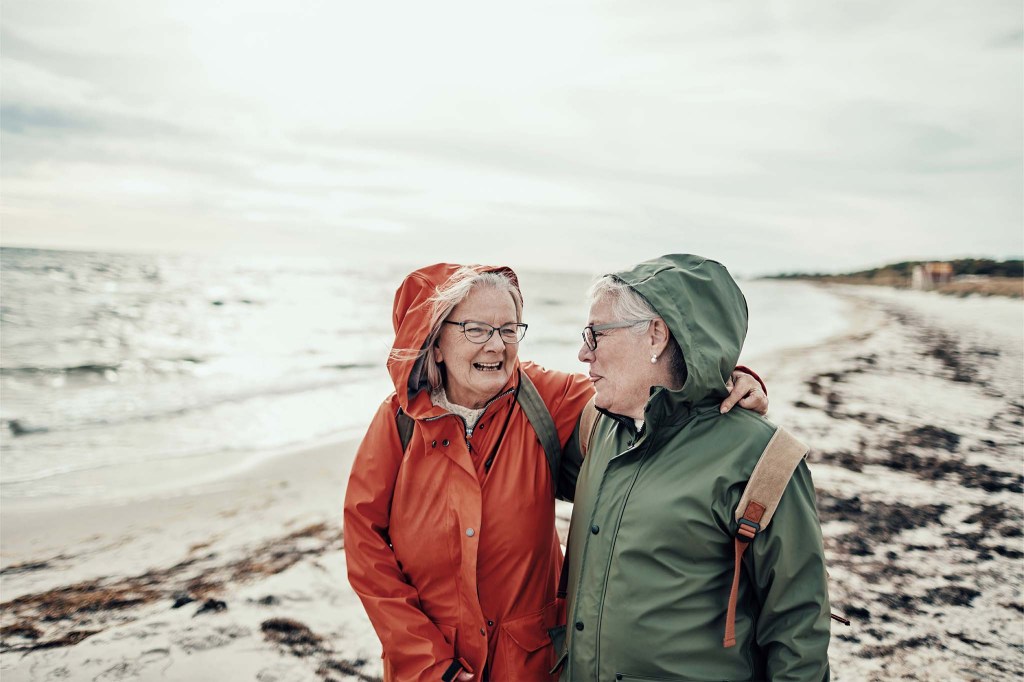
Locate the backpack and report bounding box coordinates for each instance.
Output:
[395,369,563,484]
[575,398,848,647]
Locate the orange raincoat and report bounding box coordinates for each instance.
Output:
[344,263,593,681]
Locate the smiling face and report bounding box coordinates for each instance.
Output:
[578,294,662,420]
[434,284,520,409]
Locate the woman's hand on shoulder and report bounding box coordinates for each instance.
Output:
[720,370,769,415]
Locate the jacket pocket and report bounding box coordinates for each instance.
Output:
[499,600,560,681]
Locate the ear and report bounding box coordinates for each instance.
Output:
[432,339,444,364]
[648,318,671,357]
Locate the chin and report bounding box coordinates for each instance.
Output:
[477,370,511,391]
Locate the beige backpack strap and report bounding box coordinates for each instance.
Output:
[578,396,600,456]
[734,427,809,530]
[723,427,809,648]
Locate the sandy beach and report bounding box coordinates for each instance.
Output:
[2,284,1022,681]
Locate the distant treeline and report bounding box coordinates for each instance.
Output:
[767,258,1024,280]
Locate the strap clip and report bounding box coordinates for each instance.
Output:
[736,518,760,543]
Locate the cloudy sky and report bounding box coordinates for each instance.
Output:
[2,1,1021,275]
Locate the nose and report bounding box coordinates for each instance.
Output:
[483,329,506,352]
[578,342,594,364]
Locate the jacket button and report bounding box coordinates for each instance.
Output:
[431,440,437,447]
[466,528,475,537]
[442,439,450,447]
[591,524,600,534]
[575,621,584,631]
[487,620,494,627]
[479,628,486,636]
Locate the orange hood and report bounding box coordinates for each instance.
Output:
[386,263,521,411]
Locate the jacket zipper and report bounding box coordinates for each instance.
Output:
[593,438,650,678]
[568,430,647,681]
[574,407,706,678]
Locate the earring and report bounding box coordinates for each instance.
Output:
[650,355,658,363]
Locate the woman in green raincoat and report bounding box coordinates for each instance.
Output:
[558,254,831,682]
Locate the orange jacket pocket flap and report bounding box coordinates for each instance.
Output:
[503,601,558,653]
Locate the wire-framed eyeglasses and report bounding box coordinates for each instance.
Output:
[444,320,528,344]
[581,320,652,351]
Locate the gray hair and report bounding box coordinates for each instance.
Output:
[412,267,523,391]
[588,275,687,385]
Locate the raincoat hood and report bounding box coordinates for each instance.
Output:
[609,254,748,410]
[386,263,521,411]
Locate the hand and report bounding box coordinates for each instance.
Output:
[720,371,769,415]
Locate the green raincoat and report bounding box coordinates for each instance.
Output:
[559,255,831,682]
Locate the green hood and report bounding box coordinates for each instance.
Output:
[610,254,748,409]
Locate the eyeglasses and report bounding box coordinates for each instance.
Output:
[444,320,528,344]
[581,320,652,351]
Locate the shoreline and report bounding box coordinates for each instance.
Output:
[2,284,1022,681]
[768,276,1023,299]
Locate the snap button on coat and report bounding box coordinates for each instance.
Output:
[466,528,475,537]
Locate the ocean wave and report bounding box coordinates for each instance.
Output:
[4,419,50,437]
[321,362,377,371]
[0,358,205,377]
[0,372,372,437]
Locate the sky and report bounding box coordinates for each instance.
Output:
[2,1,1022,276]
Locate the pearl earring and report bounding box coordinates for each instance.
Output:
[650,355,658,364]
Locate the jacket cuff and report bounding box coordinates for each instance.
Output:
[440,658,473,681]
[440,660,462,681]
[734,365,767,395]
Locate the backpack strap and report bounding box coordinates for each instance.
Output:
[393,372,561,481]
[577,396,600,456]
[723,426,809,648]
[556,395,601,600]
[517,370,562,484]
[395,407,415,453]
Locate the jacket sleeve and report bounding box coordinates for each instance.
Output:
[748,461,831,682]
[735,365,767,394]
[343,399,467,682]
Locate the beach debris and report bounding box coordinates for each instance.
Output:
[0,560,53,576]
[0,523,343,654]
[194,598,227,616]
[261,618,381,682]
[261,618,322,657]
[170,593,194,609]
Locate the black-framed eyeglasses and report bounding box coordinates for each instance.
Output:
[581,320,652,351]
[444,320,528,344]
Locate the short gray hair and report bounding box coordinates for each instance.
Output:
[419,267,523,390]
[588,275,687,385]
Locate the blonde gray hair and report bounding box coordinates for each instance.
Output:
[396,267,523,392]
[588,275,687,385]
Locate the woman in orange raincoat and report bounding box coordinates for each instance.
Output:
[343,264,767,682]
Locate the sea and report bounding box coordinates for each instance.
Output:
[0,247,854,506]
